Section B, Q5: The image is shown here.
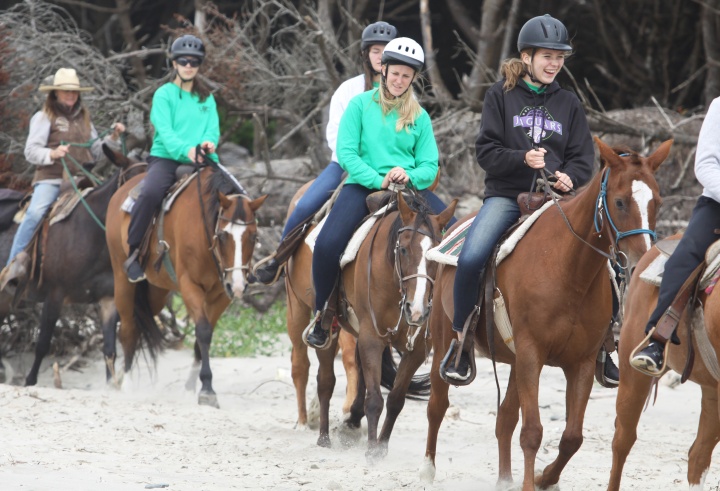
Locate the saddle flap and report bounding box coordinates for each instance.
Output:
[655,238,680,257]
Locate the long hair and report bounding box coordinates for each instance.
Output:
[500,57,527,92]
[376,68,422,132]
[42,91,90,127]
[361,48,375,91]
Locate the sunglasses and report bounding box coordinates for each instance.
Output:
[176,57,201,68]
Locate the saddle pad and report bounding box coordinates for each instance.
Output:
[426,200,555,267]
[639,237,720,289]
[48,187,94,226]
[304,203,391,268]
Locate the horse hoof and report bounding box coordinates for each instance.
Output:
[365,445,388,464]
[337,421,362,448]
[198,391,220,409]
[418,456,436,483]
[307,395,320,430]
[317,434,331,448]
[534,473,560,490]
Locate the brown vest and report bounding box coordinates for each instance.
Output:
[33,108,93,183]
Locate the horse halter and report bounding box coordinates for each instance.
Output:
[211,194,256,297]
[593,166,658,245]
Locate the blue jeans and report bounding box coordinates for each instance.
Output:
[453,197,520,331]
[646,196,720,341]
[7,181,60,264]
[281,161,345,239]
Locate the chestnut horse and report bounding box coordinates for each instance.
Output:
[106,167,266,408]
[421,137,670,490]
[609,233,720,490]
[336,190,457,458]
[286,186,455,447]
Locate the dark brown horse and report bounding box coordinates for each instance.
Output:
[333,190,456,459]
[421,137,670,490]
[106,167,266,408]
[609,233,720,490]
[1,146,145,386]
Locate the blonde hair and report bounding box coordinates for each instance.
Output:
[500,57,527,92]
[375,76,422,132]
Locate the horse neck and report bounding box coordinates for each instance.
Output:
[83,171,121,223]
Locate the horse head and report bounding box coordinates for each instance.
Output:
[215,192,267,298]
[101,143,147,185]
[394,191,457,326]
[594,136,671,270]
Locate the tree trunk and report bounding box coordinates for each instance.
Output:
[419,0,452,101]
[702,0,720,105]
[114,0,146,84]
[194,0,206,33]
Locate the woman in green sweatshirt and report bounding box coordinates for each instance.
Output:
[303,37,453,349]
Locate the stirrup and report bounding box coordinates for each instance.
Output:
[629,327,670,378]
[439,338,477,386]
[0,251,29,292]
[302,310,334,350]
[595,347,619,389]
[252,253,285,285]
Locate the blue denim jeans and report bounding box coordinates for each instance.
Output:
[281,161,345,239]
[453,196,520,331]
[7,181,60,264]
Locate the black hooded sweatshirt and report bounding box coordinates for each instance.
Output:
[475,79,594,199]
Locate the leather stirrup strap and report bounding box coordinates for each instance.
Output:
[274,213,315,266]
[652,262,705,344]
[681,274,703,382]
[484,244,502,412]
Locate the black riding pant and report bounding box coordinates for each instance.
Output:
[645,195,720,338]
[127,156,180,250]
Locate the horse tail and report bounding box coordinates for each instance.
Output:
[380,346,431,400]
[132,281,165,362]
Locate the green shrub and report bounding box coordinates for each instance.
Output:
[175,297,289,357]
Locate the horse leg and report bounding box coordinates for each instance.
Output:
[315,336,339,447]
[420,300,453,483]
[114,278,140,380]
[537,359,595,489]
[515,348,544,490]
[376,344,426,456]
[286,285,311,429]
[358,332,388,463]
[193,315,219,408]
[339,330,358,417]
[686,385,720,488]
[25,289,63,386]
[497,365,520,485]
[98,297,120,387]
[345,341,366,429]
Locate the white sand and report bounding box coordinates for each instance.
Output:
[0,348,715,491]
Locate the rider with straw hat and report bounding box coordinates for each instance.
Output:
[0,67,125,291]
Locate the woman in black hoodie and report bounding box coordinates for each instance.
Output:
[445,14,597,382]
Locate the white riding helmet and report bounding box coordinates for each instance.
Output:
[381,37,424,72]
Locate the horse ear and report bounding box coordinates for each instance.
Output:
[593,136,624,170]
[102,143,129,169]
[248,194,268,212]
[218,192,232,209]
[646,139,673,173]
[398,191,414,224]
[435,198,458,231]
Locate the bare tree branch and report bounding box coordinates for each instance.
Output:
[419,0,452,102]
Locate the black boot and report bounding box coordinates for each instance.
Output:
[302,310,332,350]
[445,349,471,382]
[123,249,146,283]
[253,258,282,285]
[630,340,665,376]
[602,352,619,386]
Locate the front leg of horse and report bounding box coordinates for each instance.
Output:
[515,351,544,490]
[99,298,120,387]
[687,386,720,488]
[358,335,386,463]
[195,316,219,408]
[537,360,595,489]
[26,292,63,386]
[315,338,338,447]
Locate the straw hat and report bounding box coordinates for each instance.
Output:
[38,68,93,92]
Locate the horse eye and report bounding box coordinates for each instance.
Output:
[614,198,625,210]
[399,246,408,256]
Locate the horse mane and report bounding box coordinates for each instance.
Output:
[204,168,248,222]
[385,189,435,264]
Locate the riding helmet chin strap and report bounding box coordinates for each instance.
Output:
[525,49,547,90]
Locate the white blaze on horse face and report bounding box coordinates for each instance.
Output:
[407,236,433,321]
[631,180,654,251]
[224,220,248,296]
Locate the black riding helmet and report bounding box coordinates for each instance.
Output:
[517,14,572,52]
[170,34,206,61]
[361,21,398,51]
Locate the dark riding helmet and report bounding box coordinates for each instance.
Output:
[381,37,424,72]
[361,21,398,51]
[517,14,572,52]
[169,34,205,61]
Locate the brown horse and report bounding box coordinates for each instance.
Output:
[333,190,457,459]
[106,167,266,407]
[284,181,363,430]
[609,234,720,490]
[285,185,454,445]
[421,137,671,490]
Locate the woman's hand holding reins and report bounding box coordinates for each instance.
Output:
[553,171,573,192]
[110,122,126,141]
[381,166,409,189]
[50,144,70,160]
[524,148,547,169]
[201,141,215,154]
